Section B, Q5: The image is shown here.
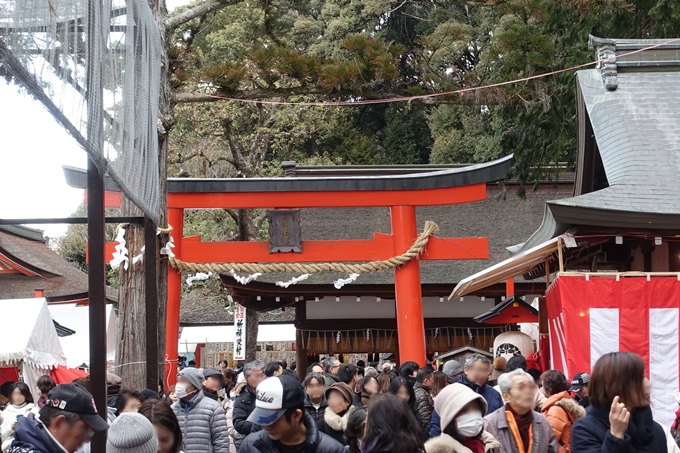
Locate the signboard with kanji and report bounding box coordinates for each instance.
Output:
[267,209,302,253]
[234,303,247,361]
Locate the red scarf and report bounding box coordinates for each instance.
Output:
[460,438,484,453]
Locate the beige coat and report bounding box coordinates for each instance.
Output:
[425,432,501,453]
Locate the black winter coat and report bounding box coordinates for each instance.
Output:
[238,412,346,453]
[413,382,433,436]
[571,404,668,453]
[233,385,261,436]
[304,394,328,422]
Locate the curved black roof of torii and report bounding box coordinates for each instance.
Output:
[62,155,513,193]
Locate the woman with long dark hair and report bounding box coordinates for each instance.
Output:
[1,383,37,451]
[345,407,367,453]
[572,352,675,453]
[424,383,500,453]
[359,375,379,406]
[139,399,184,453]
[361,393,424,453]
[389,377,423,426]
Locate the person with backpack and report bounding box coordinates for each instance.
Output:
[540,370,585,453]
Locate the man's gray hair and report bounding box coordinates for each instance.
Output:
[497,368,534,393]
[323,356,339,373]
[243,360,264,377]
[464,353,492,368]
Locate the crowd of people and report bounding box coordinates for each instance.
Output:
[0,352,679,453]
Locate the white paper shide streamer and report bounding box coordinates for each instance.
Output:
[186,272,213,286]
[160,236,175,258]
[229,269,262,285]
[132,246,145,265]
[276,274,310,288]
[334,273,360,289]
[110,228,129,270]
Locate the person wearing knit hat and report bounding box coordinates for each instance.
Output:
[317,383,355,446]
[106,413,158,453]
[442,360,464,382]
[424,383,501,453]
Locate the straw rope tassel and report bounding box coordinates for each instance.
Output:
[168,221,439,275]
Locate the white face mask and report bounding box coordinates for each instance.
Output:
[175,383,194,399]
[456,411,484,438]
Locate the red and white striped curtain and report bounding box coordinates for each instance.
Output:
[547,275,680,428]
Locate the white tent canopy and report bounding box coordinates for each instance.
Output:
[48,304,118,367]
[178,324,296,354]
[0,298,66,369]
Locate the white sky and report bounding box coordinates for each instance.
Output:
[0,82,86,237]
[0,0,190,238]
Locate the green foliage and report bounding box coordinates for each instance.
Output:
[382,105,432,164]
[52,203,120,288]
[168,0,678,188]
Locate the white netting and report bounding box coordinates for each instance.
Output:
[0,0,161,223]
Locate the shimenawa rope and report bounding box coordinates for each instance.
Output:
[168,221,439,275]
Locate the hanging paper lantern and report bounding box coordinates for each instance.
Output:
[493,331,534,360]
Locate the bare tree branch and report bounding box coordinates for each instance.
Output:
[168,0,238,30]
[225,209,239,224]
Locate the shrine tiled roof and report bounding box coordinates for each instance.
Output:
[516,36,680,252]
[0,225,117,303]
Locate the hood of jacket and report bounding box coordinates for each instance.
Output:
[11,413,64,453]
[425,432,501,453]
[434,383,488,431]
[542,391,586,420]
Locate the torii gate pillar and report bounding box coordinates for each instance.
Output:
[391,206,426,366]
[167,208,184,381]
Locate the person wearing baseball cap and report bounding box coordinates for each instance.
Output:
[569,372,590,409]
[202,368,224,402]
[239,375,345,453]
[7,383,108,453]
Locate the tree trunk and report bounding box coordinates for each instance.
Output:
[115,0,171,390]
[153,0,171,392]
[116,200,147,389]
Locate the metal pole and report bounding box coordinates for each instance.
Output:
[145,216,159,391]
[390,205,426,366]
[87,159,108,450]
[85,0,107,447]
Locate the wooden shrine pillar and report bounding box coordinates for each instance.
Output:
[166,208,184,386]
[390,206,426,366]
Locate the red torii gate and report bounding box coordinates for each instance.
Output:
[66,155,511,382]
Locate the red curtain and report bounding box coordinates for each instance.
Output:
[51,366,89,384]
[0,367,20,384]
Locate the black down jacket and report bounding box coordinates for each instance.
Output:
[238,412,345,453]
[233,385,262,436]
